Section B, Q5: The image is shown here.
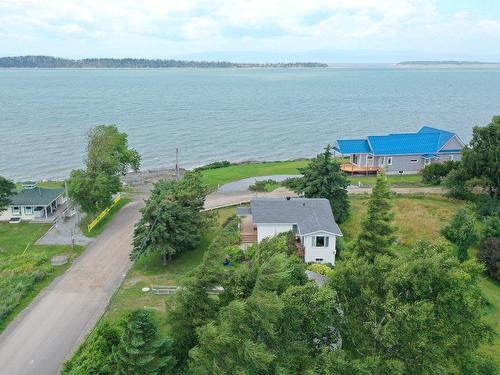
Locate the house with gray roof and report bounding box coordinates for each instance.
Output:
[0,182,67,222]
[333,126,465,175]
[237,197,342,265]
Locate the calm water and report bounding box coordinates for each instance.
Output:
[1,67,500,180]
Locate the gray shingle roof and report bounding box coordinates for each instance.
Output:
[9,188,64,206]
[250,198,342,236]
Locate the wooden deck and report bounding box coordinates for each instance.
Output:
[240,215,257,244]
[341,163,381,175]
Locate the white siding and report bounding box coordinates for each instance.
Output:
[303,232,337,265]
[256,223,294,242]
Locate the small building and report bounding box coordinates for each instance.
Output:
[333,126,465,175]
[0,182,67,222]
[237,197,343,265]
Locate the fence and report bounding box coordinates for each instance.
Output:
[87,194,122,232]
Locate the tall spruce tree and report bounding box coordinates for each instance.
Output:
[111,310,175,375]
[290,145,350,223]
[0,176,15,212]
[355,173,396,259]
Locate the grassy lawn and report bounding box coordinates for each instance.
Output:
[200,160,309,188]
[15,180,65,189]
[341,194,466,248]
[200,160,426,192]
[80,196,131,238]
[0,222,84,332]
[102,206,238,330]
[342,194,500,366]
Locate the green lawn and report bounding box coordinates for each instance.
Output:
[200,160,426,191]
[0,222,83,332]
[15,180,65,189]
[80,196,132,238]
[102,206,238,330]
[200,160,309,188]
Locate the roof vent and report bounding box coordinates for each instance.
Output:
[21,181,37,190]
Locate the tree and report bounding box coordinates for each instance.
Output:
[477,215,500,280]
[355,173,396,260]
[442,167,473,200]
[131,172,208,265]
[288,145,350,223]
[462,116,500,198]
[0,176,15,211]
[442,209,479,262]
[62,322,120,375]
[111,310,175,375]
[328,241,494,374]
[68,125,140,214]
[421,161,459,185]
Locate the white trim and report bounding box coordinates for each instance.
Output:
[301,230,342,237]
[438,134,465,152]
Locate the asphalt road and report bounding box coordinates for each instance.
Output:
[0,198,144,375]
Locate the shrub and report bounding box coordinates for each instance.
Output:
[307,263,334,278]
[249,179,278,192]
[442,168,473,200]
[194,161,231,171]
[422,161,459,185]
[475,196,500,218]
[477,237,500,281]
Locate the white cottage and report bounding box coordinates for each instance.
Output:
[237,197,343,265]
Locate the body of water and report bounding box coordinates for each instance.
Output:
[1,67,500,181]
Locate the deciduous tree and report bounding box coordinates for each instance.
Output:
[0,176,15,211]
[442,209,479,262]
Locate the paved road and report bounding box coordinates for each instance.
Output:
[0,199,144,375]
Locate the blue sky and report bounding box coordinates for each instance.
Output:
[1,0,500,62]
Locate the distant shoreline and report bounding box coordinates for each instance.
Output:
[0,56,327,69]
[397,60,500,66]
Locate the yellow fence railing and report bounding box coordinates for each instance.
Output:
[87,194,121,232]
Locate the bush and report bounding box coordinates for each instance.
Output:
[194,161,231,171]
[422,161,459,185]
[475,196,500,218]
[0,254,54,324]
[249,179,278,192]
[477,237,500,281]
[442,168,473,200]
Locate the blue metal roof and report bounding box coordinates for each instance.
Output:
[335,139,371,154]
[335,126,458,156]
[422,154,438,159]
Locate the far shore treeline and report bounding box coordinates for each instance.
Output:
[0,56,328,68]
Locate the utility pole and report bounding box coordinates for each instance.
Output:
[175,147,180,181]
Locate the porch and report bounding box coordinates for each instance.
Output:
[240,214,257,244]
[340,163,381,175]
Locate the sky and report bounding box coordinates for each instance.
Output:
[1,0,500,63]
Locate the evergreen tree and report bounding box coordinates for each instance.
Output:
[442,209,479,262]
[355,173,396,259]
[289,145,350,223]
[111,310,175,375]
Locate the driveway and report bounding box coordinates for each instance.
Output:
[0,198,144,375]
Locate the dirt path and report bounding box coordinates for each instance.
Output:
[0,197,145,375]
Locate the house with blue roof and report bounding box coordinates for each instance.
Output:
[333,126,465,175]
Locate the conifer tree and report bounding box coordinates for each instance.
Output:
[355,173,396,259]
[290,145,350,223]
[111,310,175,375]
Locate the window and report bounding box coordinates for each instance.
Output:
[410,159,418,163]
[387,157,392,165]
[367,155,373,160]
[315,258,324,262]
[12,206,20,216]
[24,206,33,215]
[448,155,454,161]
[352,154,358,165]
[313,236,329,247]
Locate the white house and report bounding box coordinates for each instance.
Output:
[237,197,343,265]
[0,182,67,223]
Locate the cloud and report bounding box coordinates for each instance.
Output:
[0,0,499,60]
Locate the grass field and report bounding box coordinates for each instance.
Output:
[0,222,83,332]
[15,180,65,189]
[200,160,425,191]
[102,206,236,330]
[341,194,500,366]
